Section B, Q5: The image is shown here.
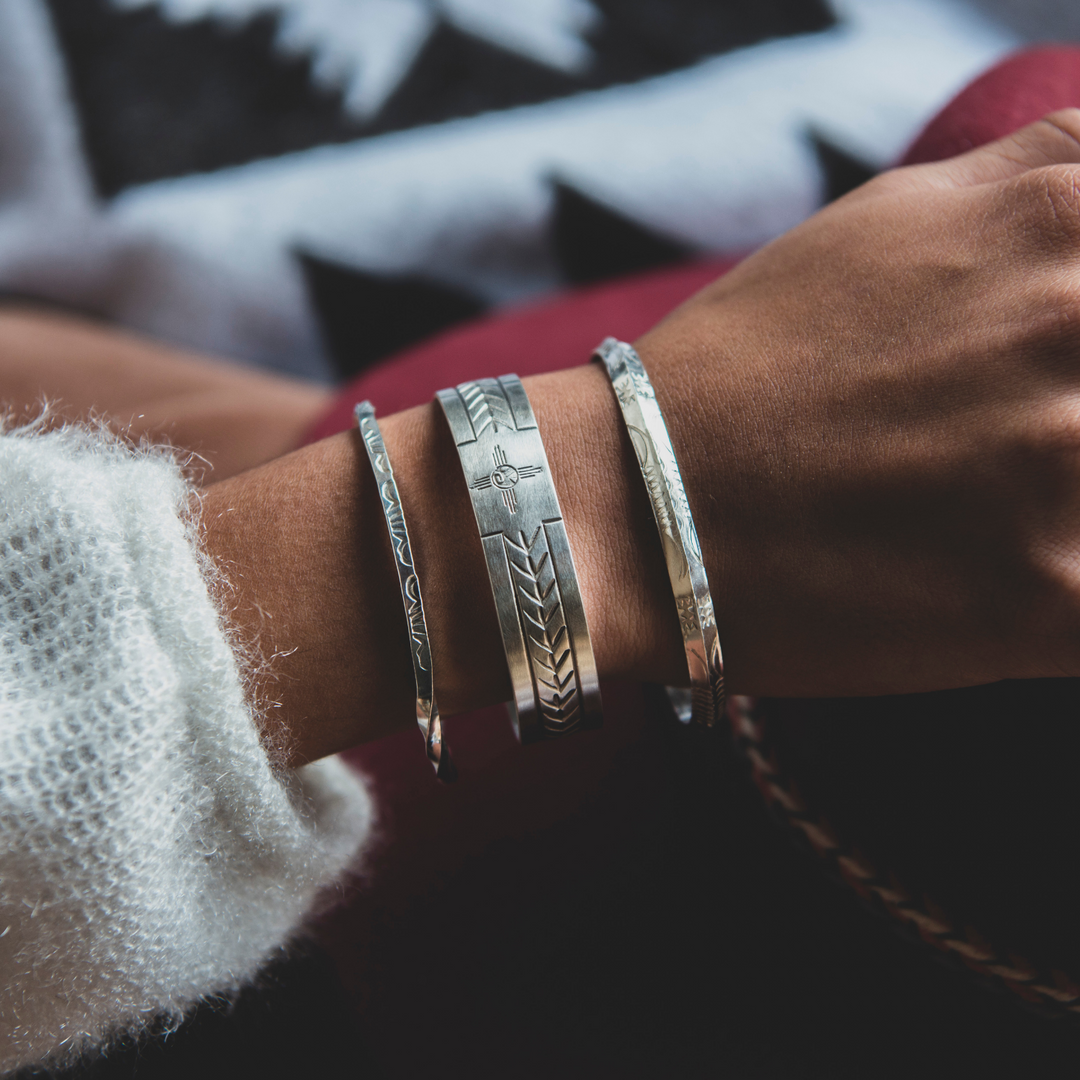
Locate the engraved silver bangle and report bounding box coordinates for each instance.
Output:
[593,337,725,728]
[355,401,455,781]
[436,375,602,744]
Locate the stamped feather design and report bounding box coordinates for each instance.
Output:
[461,380,516,437]
[504,526,581,735]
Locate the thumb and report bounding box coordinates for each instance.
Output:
[912,108,1080,188]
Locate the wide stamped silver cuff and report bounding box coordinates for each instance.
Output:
[356,401,455,780]
[593,337,725,728]
[436,375,602,744]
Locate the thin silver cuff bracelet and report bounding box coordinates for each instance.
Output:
[593,337,725,728]
[355,401,455,781]
[436,375,602,744]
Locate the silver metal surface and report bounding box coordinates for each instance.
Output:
[355,401,455,780]
[436,375,602,744]
[593,337,725,727]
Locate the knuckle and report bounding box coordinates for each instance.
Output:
[1015,165,1080,247]
[1044,165,1080,219]
[1039,107,1080,153]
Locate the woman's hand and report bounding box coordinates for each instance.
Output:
[637,109,1080,696]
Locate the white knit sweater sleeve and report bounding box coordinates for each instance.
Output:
[0,424,374,1075]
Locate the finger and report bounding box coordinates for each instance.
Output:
[912,108,1080,189]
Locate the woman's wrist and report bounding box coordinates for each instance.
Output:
[200,362,688,766]
[201,428,416,765]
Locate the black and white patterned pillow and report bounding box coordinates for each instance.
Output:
[0,0,1021,379]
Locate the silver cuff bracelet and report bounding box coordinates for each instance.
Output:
[355,401,455,780]
[593,337,725,728]
[436,375,602,744]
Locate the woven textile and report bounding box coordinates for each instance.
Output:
[0,423,372,1074]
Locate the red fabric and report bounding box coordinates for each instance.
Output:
[303,257,734,442]
[307,46,1080,1075]
[901,46,1080,166]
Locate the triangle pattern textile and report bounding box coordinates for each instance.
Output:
[0,0,1020,379]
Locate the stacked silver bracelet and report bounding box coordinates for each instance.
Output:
[355,401,455,781]
[593,337,725,728]
[358,347,712,769]
[437,375,602,744]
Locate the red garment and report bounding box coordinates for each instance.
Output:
[303,257,734,443]
[901,46,1080,166]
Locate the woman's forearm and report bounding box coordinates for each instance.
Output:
[0,305,331,480]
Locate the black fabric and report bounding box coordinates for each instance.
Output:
[759,681,1080,984]
[258,694,1080,1078]
[551,181,693,285]
[33,689,1080,1078]
[651,699,1080,1079]
[363,19,581,140]
[589,0,834,81]
[43,0,364,198]
[44,0,836,198]
[810,130,878,201]
[298,251,487,380]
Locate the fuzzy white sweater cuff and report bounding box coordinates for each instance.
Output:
[0,424,373,1075]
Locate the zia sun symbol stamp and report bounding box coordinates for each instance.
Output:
[470,445,542,513]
